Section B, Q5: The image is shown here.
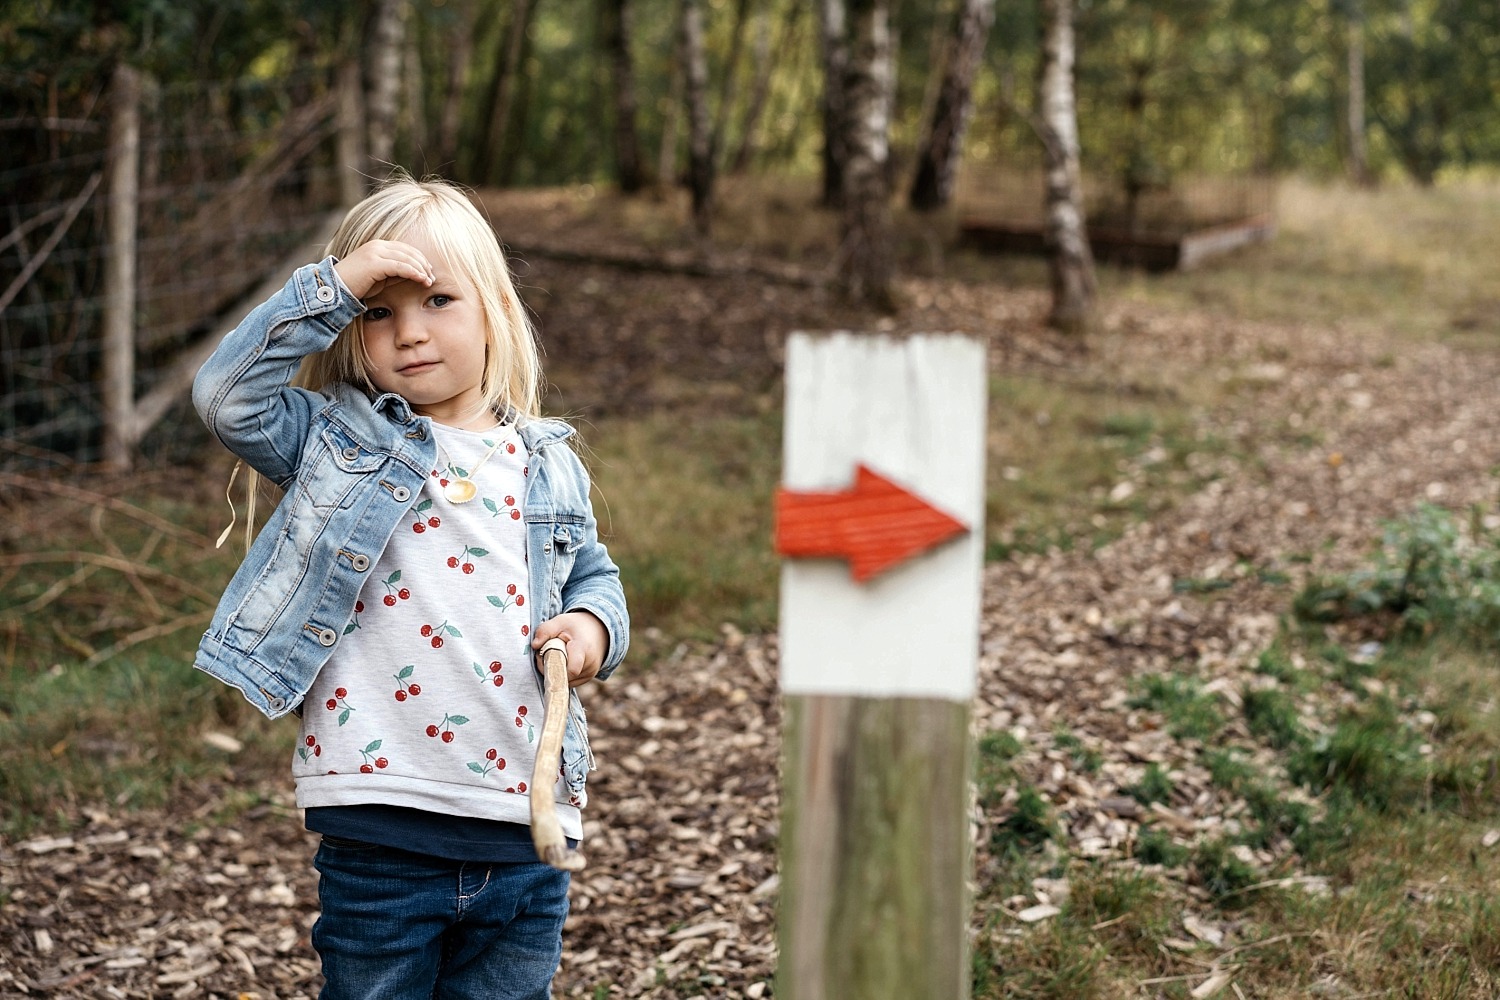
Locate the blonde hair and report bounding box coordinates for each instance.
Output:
[298,175,542,421]
[221,177,540,553]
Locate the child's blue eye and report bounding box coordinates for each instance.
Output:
[430,295,451,308]
[366,306,391,320]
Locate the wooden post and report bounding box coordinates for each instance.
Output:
[776,333,986,1000]
[103,63,141,472]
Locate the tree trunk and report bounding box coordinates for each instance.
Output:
[711,0,752,169]
[1345,0,1371,187]
[908,0,995,210]
[729,3,789,173]
[816,0,849,208]
[401,5,425,166]
[839,0,895,310]
[681,0,714,234]
[364,0,406,173]
[603,0,645,192]
[474,0,534,184]
[1037,0,1095,333]
[435,0,476,175]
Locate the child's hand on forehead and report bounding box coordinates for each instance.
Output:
[333,239,437,300]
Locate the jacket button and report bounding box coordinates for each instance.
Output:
[392,486,411,502]
[266,695,286,712]
[315,285,335,303]
[341,446,359,461]
[351,554,370,571]
[543,542,552,553]
[317,628,338,647]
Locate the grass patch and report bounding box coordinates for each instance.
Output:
[1128,672,1225,741]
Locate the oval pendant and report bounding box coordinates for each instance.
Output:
[444,478,478,504]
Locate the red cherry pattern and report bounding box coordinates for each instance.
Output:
[419,619,462,648]
[426,713,469,742]
[297,734,323,762]
[467,748,508,777]
[357,739,386,773]
[472,660,506,687]
[325,690,355,726]
[392,664,420,701]
[411,499,442,533]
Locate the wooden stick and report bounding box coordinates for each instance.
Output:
[530,638,587,871]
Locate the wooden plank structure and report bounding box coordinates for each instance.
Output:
[775,332,986,1000]
[959,212,1276,272]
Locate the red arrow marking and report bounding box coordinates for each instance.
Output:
[774,465,969,582]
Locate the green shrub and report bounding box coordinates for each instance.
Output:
[1294,504,1500,647]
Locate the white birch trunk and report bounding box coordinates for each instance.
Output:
[365,0,406,171]
[1038,0,1095,332]
[838,0,894,308]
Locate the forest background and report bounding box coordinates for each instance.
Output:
[4,0,1500,998]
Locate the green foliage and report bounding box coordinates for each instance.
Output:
[1126,763,1175,807]
[1242,685,1308,750]
[1128,672,1225,741]
[1135,826,1189,867]
[1288,700,1426,813]
[991,785,1060,858]
[1190,838,1260,906]
[1295,504,1500,648]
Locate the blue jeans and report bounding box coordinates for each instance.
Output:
[311,836,571,1000]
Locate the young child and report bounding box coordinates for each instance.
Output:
[191,176,628,999]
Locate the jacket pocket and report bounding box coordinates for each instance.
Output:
[301,425,383,510]
[560,688,593,796]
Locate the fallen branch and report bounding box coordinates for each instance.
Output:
[0,473,211,547]
[0,551,217,608]
[81,610,211,669]
[506,241,828,287]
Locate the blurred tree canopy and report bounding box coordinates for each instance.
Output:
[3,0,1498,194]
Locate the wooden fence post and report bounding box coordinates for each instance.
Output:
[775,332,987,1000]
[103,63,141,472]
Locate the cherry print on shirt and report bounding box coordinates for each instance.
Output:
[515,704,535,742]
[486,583,525,613]
[467,748,507,777]
[446,544,488,574]
[419,619,462,648]
[393,664,421,701]
[325,688,355,726]
[378,570,411,607]
[298,734,322,762]
[357,740,387,773]
[344,600,364,635]
[411,499,442,533]
[483,494,520,519]
[425,713,469,742]
[472,660,505,687]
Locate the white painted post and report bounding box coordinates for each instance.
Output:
[776,331,987,1000]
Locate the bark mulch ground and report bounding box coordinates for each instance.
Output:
[5,210,1498,997]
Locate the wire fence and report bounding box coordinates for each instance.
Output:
[0,65,347,470]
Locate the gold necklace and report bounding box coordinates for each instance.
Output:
[438,429,506,504]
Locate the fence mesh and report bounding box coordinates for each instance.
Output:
[0,66,345,469]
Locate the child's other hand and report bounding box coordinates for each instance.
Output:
[333,240,435,300]
[532,611,609,687]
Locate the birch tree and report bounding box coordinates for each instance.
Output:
[1037,0,1095,331]
[364,0,406,171]
[909,0,994,211]
[1343,0,1371,186]
[839,0,894,309]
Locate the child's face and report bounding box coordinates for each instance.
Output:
[359,228,491,429]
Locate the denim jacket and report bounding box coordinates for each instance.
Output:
[191,257,627,794]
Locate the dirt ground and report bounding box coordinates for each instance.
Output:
[3,190,1498,998]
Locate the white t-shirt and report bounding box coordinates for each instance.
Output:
[292,420,581,840]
